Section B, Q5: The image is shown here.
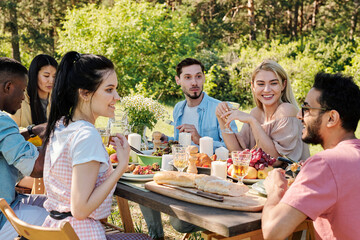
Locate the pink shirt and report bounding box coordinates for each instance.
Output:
[281,139,360,239]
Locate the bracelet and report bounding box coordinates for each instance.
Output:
[27,124,36,138]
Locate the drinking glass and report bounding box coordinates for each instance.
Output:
[108,109,131,142]
[222,102,240,134]
[231,151,251,184]
[171,145,188,172]
[109,122,130,143]
[97,128,110,147]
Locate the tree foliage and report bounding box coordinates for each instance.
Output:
[0,0,359,106]
[57,0,201,101]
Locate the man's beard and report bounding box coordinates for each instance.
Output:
[183,87,203,100]
[302,115,324,145]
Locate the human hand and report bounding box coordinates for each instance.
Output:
[33,123,47,139]
[176,124,200,145]
[215,102,229,119]
[222,110,253,127]
[110,134,130,172]
[263,168,288,198]
[160,133,168,142]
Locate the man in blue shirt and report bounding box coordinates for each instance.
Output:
[164,58,237,150]
[0,57,48,239]
[142,58,238,239]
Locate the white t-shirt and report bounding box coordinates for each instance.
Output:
[181,104,199,132]
[49,120,109,173]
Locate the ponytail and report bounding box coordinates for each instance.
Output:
[44,51,114,146]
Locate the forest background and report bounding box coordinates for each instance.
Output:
[1,1,360,238]
[1,0,360,107]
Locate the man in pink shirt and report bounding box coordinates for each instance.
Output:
[261,72,360,239]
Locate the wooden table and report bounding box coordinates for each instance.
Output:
[114,181,315,240]
[114,181,263,238]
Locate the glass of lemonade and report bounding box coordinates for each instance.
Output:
[231,151,251,184]
[171,145,188,172]
[97,128,110,147]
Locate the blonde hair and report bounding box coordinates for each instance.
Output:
[251,59,298,110]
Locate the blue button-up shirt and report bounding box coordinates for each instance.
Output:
[169,92,238,151]
[0,111,38,229]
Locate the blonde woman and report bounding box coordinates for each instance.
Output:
[216,60,309,165]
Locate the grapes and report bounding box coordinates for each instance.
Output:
[249,148,276,170]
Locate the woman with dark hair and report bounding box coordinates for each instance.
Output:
[41,51,150,240]
[11,54,57,190]
[11,54,58,127]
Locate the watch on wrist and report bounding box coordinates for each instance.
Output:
[27,124,36,138]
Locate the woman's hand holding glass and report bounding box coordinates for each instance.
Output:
[216,102,240,134]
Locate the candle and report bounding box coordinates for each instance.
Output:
[179,132,191,146]
[161,154,174,171]
[211,161,227,179]
[128,133,141,163]
[199,136,213,157]
[215,147,229,161]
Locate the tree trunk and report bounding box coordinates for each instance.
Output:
[266,14,271,40]
[287,8,292,36]
[299,0,303,36]
[350,0,360,40]
[312,0,319,29]
[8,1,21,62]
[292,0,299,38]
[248,0,256,41]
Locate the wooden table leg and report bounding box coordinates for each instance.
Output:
[116,196,135,233]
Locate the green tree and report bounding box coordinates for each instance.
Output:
[57,0,201,101]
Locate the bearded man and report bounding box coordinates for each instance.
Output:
[163,58,237,148]
[262,72,360,239]
[142,58,238,239]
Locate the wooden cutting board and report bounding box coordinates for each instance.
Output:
[145,181,266,212]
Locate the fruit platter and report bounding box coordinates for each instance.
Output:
[227,148,276,184]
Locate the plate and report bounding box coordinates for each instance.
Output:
[120,173,155,182]
[227,175,261,184]
[251,180,267,196]
[123,173,156,178]
[243,178,262,184]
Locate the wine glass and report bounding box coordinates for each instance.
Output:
[231,151,251,184]
[171,145,188,172]
[221,102,240,134]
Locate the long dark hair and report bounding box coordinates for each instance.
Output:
[44,51,114,145]
[28,54,58,125]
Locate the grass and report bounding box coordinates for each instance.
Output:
[100,104,360,239]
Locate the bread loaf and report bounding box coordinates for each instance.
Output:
[203,180,249,197]
[194,175,220,191]
[154,171,248,196]
[153,171,196,187]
